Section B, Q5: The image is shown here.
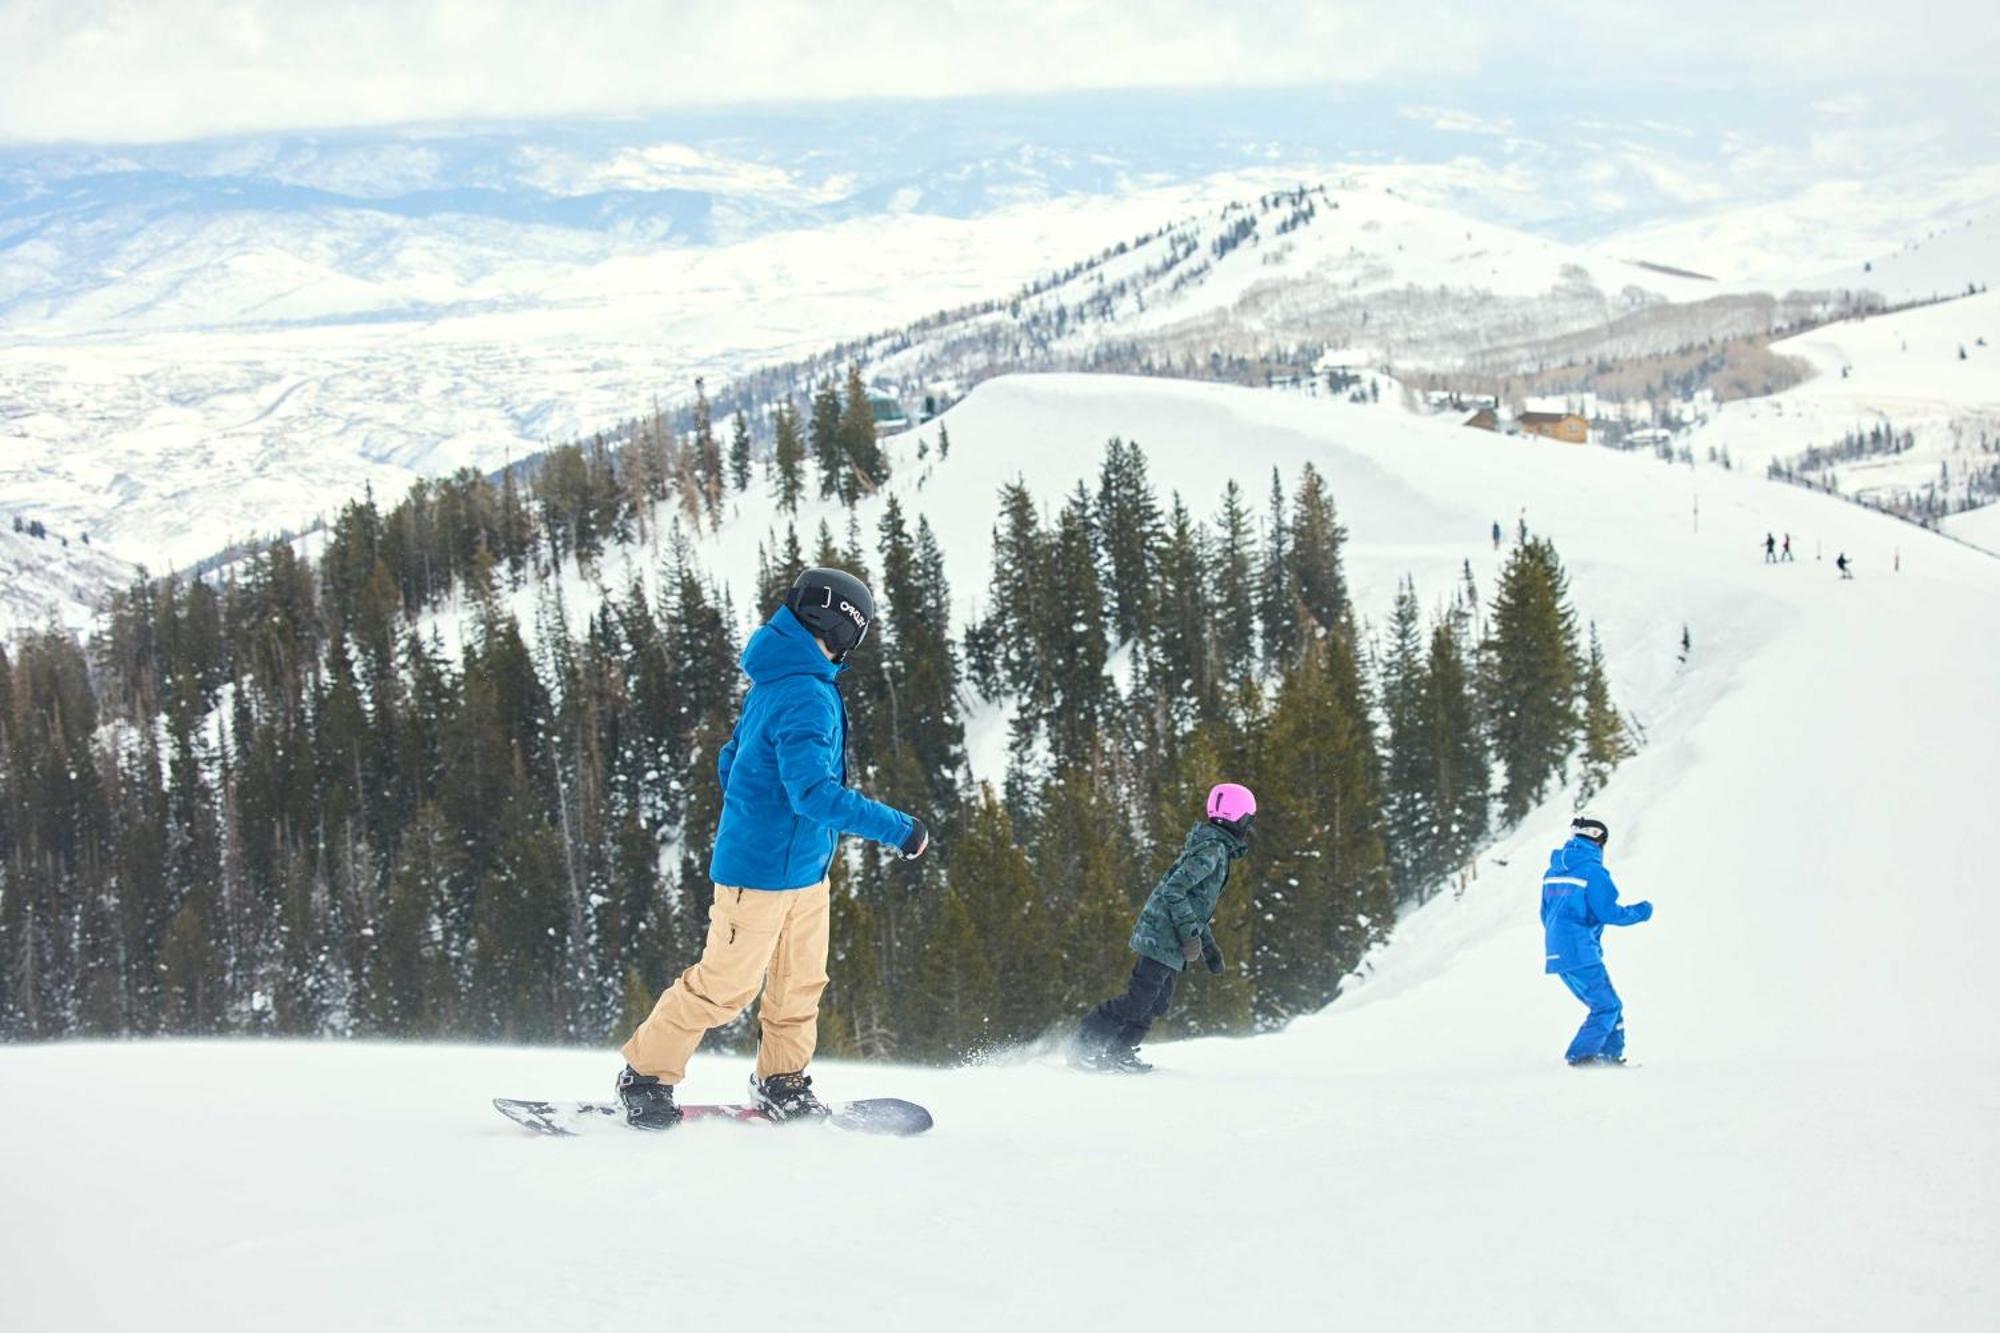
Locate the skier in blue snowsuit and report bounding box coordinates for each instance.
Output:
[1541,817,1653,1065]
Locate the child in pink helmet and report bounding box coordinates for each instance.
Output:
[1071,783,1256,1073]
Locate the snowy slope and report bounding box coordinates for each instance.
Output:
[0,523,138,636]
[8,376,1992,1330]
[1681,288,2000,524]
[1591,167,2000,287]
[1789,210,2000,306]
[1944,500,2000,554]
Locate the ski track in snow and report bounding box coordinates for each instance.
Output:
[4,375,1999,1330]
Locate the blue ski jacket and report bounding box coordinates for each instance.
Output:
[708,607,917,890]
[1540,836,1651,974]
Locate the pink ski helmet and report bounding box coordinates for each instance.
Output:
[1207,782,1257,825]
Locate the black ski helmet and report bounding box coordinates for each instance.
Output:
[1571,816,1609,846]
[785,567,875,661]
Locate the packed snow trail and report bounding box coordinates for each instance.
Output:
[4,376,1997,1330]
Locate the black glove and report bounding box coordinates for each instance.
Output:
[899,817,929,860]
[1180,935,1203,965]
[1202,939,1225,975]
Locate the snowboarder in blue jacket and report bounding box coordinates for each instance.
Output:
[1542,816,1652,1066]
[617,568,929,1128]
[1071,783,1256,1073]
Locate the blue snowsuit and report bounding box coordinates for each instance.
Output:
[708,606,916,890]
[1541,836,1652,1063]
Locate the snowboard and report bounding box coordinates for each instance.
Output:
[492,1095,933,1137]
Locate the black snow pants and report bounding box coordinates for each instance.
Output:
[1083,955,1179,1050]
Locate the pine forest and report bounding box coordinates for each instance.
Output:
[0,375,1634,1060]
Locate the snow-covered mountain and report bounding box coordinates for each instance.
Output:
[6,372,1996,1330]
[0,171,1309,586]
[6,90,1998,633]
[846,180,1835,391]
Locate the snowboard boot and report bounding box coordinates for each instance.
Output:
[1566,1054,1628,1068]
[1067,1011,1120,1071]
[1095,1044,1154,1074]
[1070,1023,1154,1073]
[751,1070,831,1122]
[616,1065,683,1130]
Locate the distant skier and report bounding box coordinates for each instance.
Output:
[615,568,930,1129]
[1492,519,1503,550]
[1763,532,1777,563]
[1781,533,1795,561]
[1837,552,1853,579]
[1677,625,1691,665]
[1541,816,1652,1067]
[1071,783,1256,1073]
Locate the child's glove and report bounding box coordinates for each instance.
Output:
[1180,936,1203,964]
[1202,939,1225,975]
[900,817,929,860]
[1633,900,1654,922]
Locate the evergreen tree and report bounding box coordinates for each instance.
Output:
[810,380,843,501]
[903,886,1001,1062]
[1289,462,1350,640]
[1096,438,1162,645]
[1212,479,1259,695]
[1141,493,1213,738]
[838,364,888,503]
[1420,599,1490,891]
[1042,484,1111,771]
[772,399,806,513]
[728,410,753,493]
[1032,767,1141,1014]
[1249,635,1391,1028]
[1257,468,1299,668]
[942,787,1054,1044]
[988,482,1047,703]
[1576,623,1635,805]
[1485,537,1583,824]
[876,501,967,817]
[1378,578,1431,900]
[691,378,722,521]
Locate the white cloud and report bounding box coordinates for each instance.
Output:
[0,0,1992,145]
[1813,93,1873,118]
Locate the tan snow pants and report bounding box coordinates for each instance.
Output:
[621,881,831,1084]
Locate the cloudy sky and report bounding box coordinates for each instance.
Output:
[2,0,1995,144]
